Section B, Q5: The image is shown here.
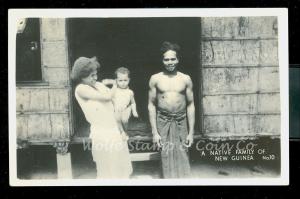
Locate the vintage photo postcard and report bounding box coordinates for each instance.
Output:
[9,8,289,186]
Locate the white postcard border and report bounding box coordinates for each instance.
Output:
[9,8,289,186]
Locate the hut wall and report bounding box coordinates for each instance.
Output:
[16,18,71,142]
[201,17,280,138]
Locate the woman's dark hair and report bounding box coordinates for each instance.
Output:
[71,56,100,83]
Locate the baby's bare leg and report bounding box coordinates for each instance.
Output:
[114,112,125,134]
[121,107,131,131]
[122,121,129,132]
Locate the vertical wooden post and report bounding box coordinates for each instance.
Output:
[56,152,72,179]
[53,141,73,179]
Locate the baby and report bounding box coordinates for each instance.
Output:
[103,67,138,139]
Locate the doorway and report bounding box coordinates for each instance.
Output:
[68,18,201,138]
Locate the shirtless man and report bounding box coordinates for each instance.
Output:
[148,41,195,178]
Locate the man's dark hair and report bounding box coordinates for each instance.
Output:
[160,41,180,54]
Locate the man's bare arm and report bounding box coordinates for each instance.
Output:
[148,75,162,147]
[186,75,195,136]
[148,75,158,135]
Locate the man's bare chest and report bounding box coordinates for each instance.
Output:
[156,77,186,93]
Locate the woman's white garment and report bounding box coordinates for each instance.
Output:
[75,83,132,178]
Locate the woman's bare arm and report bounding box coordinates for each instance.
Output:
[102,79,116,86]
[76,84,112,101]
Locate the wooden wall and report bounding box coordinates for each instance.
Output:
[201,17,280,138]
[16,19,72,142]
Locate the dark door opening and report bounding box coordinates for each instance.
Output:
[68,18,201,138]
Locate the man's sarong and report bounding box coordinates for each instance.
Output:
[157,109,191,178]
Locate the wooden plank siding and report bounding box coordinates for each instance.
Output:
[201,17,280,138]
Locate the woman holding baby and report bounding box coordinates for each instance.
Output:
[71,56,135,179]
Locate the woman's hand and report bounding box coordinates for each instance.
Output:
[110,81,117,98]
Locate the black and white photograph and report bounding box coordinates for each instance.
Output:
[9,9,289,185]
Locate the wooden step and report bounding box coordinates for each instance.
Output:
[130,152,160,161]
